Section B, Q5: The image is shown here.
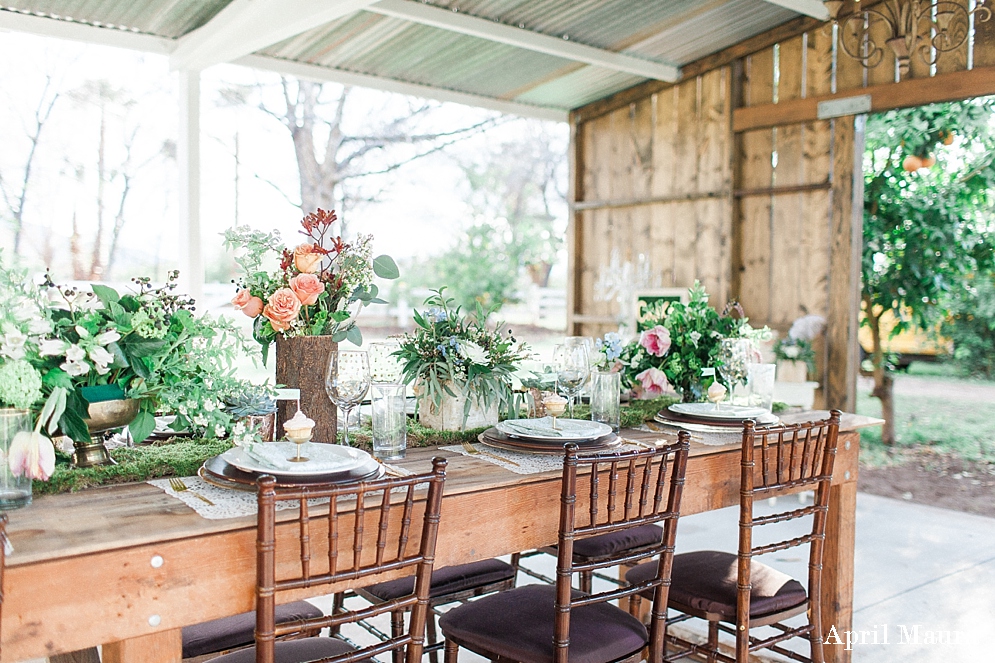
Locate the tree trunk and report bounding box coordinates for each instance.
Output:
[864,296,895,445]
[275,335,338,444]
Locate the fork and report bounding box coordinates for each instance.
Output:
[460,440,520,467]
[168,477,215,506]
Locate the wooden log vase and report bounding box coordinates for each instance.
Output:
[275,335,337,443]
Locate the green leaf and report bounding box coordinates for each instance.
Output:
[60,389,92,443]
[42,368,73,390]
[124,338,168,358]
[373,255,400,279]
[90,284,121,305]
[331,330,348,343]
[345,325,363,346]
[129,410,156,444]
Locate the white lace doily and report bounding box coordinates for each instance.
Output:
[441,441,645,475]
[148,476,330,520]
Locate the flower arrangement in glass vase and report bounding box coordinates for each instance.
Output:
[773,314,825,380]
[396,289,532,429]
[618,281,768,402]
[224,209,399,359]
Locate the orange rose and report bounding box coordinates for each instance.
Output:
[231,289,264,318]
[293,243,323,274]
[262,288,302,332]
[289,273,325,307]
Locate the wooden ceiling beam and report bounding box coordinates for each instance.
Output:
[760,0,829,20]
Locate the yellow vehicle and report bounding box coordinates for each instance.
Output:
[858,309,952,367]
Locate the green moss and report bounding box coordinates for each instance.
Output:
[33,397,682,494]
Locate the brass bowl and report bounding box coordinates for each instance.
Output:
[73,399,141,468]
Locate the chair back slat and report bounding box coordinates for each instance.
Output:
[254,457,447,663]
[553,434,690,663]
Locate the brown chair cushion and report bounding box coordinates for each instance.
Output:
[207,636,362,663]
[626,550,808,621]
[361,558,515,602]
[183,601,323,658]
[572,524,663,560]
[438,584,647,663]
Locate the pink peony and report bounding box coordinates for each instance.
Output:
[9,431,56,481]
[639,325,672,357]
[263,288,302,332]
[289,273,325,307]
[635,367,670,398]
[231,289,264,318]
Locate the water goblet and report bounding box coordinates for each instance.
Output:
[324,350,371,447]
[717,338,754,406]
[553,339,590,419]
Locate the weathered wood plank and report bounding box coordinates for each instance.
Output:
[567,116,583,334]
[935,0,971,75]
[695,68,733,303]
[974,6,995,68]
[102,630,182,663]
[822,473,858,663]
[865,12,898,86]
[834,20,867,93]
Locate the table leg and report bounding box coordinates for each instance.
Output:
[821,479,856,663]
[101,629,182,663]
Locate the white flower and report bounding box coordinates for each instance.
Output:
[788,315,826,342]
[459,340,489,365]
[95,330,121,346]
[75,325,90,339]
[38,338,68,356]
[89,345,114,369]
[783,345,801,359]
[65,344,86,363]
[12,298,37,322]
[93,362,110,376]
[193,415,208,427]
[1,325,28,360]
[689,331,701,347]
[46,287,65,305]
[61,360,90,377]
[27,317,51,335]
[214,425,227,438]
[75,294,102,312]
[202,400,216,412]
[233,422,246,436]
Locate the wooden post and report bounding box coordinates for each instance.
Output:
[177,70,203,306]
[821,433,859,663]
[825,116,864,413]
[567,114,583,336]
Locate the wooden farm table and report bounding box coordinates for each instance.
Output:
[2,411,880,663]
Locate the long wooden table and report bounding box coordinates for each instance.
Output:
[2,411,880,663]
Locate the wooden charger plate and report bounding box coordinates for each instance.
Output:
[477,427,620,455]
[199,454,384,492]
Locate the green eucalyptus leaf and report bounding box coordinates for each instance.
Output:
[345,325,363,347]
[373,255,400,279]
[90,284,121,305]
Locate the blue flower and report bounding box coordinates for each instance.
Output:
[599,332,624,362]
[427,307,447,323]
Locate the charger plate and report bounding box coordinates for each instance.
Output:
[478,427,620,455]
[200,454,383,492]
[496,417,612,442]
[658,408,779,429]
[223,442,371,477]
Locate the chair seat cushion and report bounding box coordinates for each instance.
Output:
[572,524,663,560]
[207,636,362,663]
[626,550,808,621]
[438,584,647,663]
[361,558,516,602]
[183,601,323,658]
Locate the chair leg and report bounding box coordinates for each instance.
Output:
[444,638,459,663]
[426,611,440,663]
[706,620,719,663]
[391,611,405,663]
[579,570,593,594]
[329,592,345,636]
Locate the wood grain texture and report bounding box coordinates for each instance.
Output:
[102,630,182,663]
[2,414,877,661]
[935,0,971,75]
[974,7,995,68]
[822,477,858,663]
[274,336,337,443]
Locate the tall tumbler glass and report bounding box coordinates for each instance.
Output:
[590,370,622,432]
[0,409,33,509]
[747,363,777,412]
[371,383,407,460]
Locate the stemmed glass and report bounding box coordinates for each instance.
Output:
[553,338,590,419]
[324,350,371,447]
[716,339,753,407]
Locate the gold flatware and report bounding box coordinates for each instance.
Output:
[169,477,215,506]
[461,440,521,467]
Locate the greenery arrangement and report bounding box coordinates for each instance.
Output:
[224,208,399,360]
[773,337,816,377]
[396,289,532,422]
[617,282,764,402]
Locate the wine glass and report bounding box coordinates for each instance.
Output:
[553,339,590,419]
[325,350,371,447]
[716,339,753,406]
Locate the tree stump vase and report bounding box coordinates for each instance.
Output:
[416,385,498,432]
[275,335,337,443]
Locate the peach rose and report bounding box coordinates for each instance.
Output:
[293,243,323,274]
[231,289,264,318]
[263,288,302,332]
[639,325,672,357]
[634,367,670,399]
[289,273,325,307]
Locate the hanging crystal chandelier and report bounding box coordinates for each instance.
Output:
[823,0,991,77]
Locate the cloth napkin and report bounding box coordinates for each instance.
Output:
[241,442,363,473]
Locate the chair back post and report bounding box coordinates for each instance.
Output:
[406,457,448,663]
[553,443,580,663]
[646,431,691,663]
[736,420,757,661]
[806,409,841,659]
[255,475,279,663]
[0,512,7,662]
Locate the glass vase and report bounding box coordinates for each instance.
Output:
[590,370,621,432]
[0,409,34,509]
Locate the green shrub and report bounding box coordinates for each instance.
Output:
[942,277,995,379]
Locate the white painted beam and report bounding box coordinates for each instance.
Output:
[177,71,204,306]
[760,0,829,20]
[236,54,569,121]
[170,0,377,71]
[368,0,681,82]
[0,8,174,53]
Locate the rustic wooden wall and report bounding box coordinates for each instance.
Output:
[570,1,994,412]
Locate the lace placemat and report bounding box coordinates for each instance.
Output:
[441,441,645,475]
[148,476,330,520]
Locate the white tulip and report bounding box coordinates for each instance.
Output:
[95,330,121,346]
[38,338,68,356]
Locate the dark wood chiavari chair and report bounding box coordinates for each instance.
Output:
[627,410,842,663]
[439,433,690,663]
[207,457,447,663]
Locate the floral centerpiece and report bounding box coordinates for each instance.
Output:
[396,290,531,430]
[224,209,399,358]
[617,282,766,402]
[774,314,825,382]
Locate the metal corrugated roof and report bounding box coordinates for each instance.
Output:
[0,0,813,117]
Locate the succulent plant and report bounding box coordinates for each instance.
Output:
[224,385,277,418]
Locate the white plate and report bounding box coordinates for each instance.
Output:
[669,403,771,420]
[222,442,374,477]
[496,417,612,442]
[655,413,779,434]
